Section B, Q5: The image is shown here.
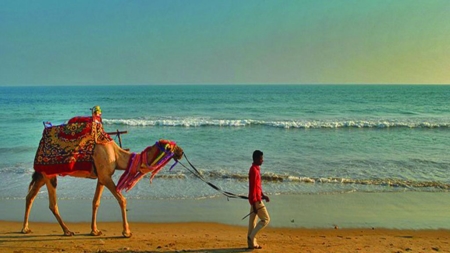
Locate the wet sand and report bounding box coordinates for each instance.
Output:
[2,192,450,229]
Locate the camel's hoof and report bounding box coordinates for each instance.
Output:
[63,231,75,236]
[90,230,103,236]
[122,231,132,238]
[21,228,32,234]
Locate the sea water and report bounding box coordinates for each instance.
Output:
[0,85,449,201]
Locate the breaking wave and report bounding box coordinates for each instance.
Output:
[103,118,450,129]
[153,171,450,190]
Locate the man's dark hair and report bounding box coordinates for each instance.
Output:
[253,150,263,161]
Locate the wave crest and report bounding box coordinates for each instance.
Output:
[103,118,450,129]
[152,171,450,190]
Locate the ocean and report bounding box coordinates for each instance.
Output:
[1,84,449,203]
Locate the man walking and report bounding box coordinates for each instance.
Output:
[247,150,270,249]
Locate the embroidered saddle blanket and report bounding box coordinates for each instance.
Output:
[34,116,113,176]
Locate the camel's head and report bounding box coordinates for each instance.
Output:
[159,139,184,160]
[173,145,184,160]
[154,139,183,161]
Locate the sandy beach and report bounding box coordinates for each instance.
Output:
[1,192,450,252]
[0,221,449,253]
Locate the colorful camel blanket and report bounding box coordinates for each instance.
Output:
[116,140,178,192]
[34,116,113,176]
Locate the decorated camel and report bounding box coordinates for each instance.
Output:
[21,111,183,237]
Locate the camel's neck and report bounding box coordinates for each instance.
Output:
[112,142,132,171]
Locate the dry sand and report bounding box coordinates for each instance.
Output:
[1,221,449,253]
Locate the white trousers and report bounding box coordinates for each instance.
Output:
[247,201,270,245]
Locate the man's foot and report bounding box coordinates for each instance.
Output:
[247,236,263,249]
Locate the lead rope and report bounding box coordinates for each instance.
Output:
[179,153,248,201]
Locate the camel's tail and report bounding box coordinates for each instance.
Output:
[28,172,43,193]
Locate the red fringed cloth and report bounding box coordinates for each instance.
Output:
[116,140,178,192]
[34,116,112,176]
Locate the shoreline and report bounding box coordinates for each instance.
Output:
[2,191,449,229]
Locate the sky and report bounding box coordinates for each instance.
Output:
[1,0,449,86]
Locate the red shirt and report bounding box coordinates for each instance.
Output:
[248,163,262,204]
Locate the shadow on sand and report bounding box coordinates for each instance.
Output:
[103,249,251,253]
[0,232,252,253]
[0,231,124,242]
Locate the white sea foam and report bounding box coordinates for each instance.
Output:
[103,118,450,129]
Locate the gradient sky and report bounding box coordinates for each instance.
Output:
[1,0,449,85]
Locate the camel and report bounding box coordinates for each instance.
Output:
[21,139,183,237]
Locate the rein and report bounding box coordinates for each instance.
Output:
[179,153,248,201]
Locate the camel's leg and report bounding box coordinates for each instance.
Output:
[46,177,74,236]
[22,173,45,234]
[90,181,105,236]
[102,178,131,238]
